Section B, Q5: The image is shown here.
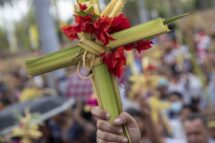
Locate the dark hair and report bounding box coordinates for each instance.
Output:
[184,113,208,127]
[126,108,145,118]
[169,91,183,100]
[181,104,199,113]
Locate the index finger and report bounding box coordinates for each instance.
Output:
[91,107,110,120]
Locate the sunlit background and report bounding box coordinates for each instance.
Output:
[0,0,215,142]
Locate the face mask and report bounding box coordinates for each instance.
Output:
[170,102,183,113]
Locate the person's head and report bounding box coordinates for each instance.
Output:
[184,114,209,143]
[168,91,183,103]
[168,92,183,118]
[156,78,169,99]
[180,104,192,121]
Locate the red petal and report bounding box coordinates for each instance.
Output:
[135,40,153,53]
[102,47,126,78]
[109,13,131,33]
[75,15,92,24]
[61,26,78,40]
[124,40,153,53]
[79,4,87,11]
[74,15,94,33]
[93,17,114,45]
[124,43,134,51]
[115,47,124,58]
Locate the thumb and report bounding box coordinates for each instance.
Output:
[113,112,138,128]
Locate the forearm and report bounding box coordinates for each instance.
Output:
[146,117,162,143]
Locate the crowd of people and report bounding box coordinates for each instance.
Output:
[0,24,215,143]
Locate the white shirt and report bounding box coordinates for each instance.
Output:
[166,138,186,143]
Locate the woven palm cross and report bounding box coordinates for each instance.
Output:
[26,0,190,142]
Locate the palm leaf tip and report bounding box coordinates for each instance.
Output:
[101,0,118,16]
[164,12,193,25]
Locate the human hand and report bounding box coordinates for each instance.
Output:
[91,107,141,143]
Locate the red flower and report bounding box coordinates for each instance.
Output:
[75,15,94,34]
[109,13,131,34]
[135,40,153,53]
[93,17,114,45]
[102,47,126,78]
[124,43,134,51]
[93,14,130,45]
[61,25,78,40]
[61,11,153,78]
[124,40,153,53]
[62,13,131,46]
[62,15,94,41]
[79,4,87,11]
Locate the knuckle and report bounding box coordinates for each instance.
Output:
[97,130,106,139]
[101,133,108,140]
[97,120,103,128]
[97,138,104,143]
[109,126,118,133]
[121,112,129,117]
[115,135,123,141]
[96,130,100,136]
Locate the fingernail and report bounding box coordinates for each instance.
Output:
[114,118,122,124]
[118,129,123,133]
[122,138,128,143]
[105,113,110,119]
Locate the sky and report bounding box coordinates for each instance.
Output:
[0,0,77,28]
[0,0,106,29]
[0,0,30,28]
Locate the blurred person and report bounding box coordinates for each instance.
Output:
[184,114,215,143]
[80,110,97,143]
[154,120,186,143]
[194,29,211,61]
[180,104,193,121]
[65,67,93,100]
[126,108,161,143]
[168,73,186,98]
[47,111,70,143]
[208,121,215,140]
[63,100,96,143]
[163,36,190,69]
[56,76,68,96]
[135,90,172,139]
[135,86,170,124]
[168,91,184,119]
[208,66,215,107]
[165,92,188,140]
[38,121,55,143]
[182,70,203,105]
[157,78,169,100]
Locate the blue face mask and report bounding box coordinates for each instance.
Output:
[171,102,183,113]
